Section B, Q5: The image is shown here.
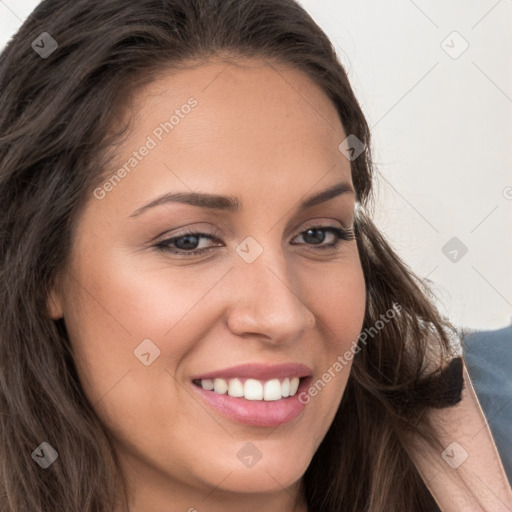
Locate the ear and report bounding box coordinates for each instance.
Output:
[47,282,64,320]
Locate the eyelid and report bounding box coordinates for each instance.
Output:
[155,219,351,244]
[154,224,224,245]
[299,219,351,232]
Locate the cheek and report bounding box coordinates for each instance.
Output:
[60,250,218,408]
[304,253,366,348]
[60,256,204,461]
[289,252,365,422]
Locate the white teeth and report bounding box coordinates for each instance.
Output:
[213,378,228,395]
[263,379,282,401]
[244,379,263,400]
[228,378,244,398]
[281,377,290,397]
[289,377,300,396]
[199,376,302,401]
[201,379,214,391]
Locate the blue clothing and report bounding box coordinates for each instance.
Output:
[427,326,511,510]
[462,325,512,487]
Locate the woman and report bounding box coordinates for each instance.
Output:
[0,0,510,511]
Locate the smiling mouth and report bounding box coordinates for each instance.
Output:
[192,376,302,401]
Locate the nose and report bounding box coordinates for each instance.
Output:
[225,246,316,346]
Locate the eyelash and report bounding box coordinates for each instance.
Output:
[154,223,355,257]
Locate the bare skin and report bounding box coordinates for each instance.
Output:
[48,57,366,512]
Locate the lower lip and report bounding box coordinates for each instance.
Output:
[190,377,312,427]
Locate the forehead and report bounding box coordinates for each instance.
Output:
[132,57,339,122]
[93,57,353,217]
[124,57,346,158]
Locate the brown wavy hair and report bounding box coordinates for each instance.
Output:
[0,0,463,510]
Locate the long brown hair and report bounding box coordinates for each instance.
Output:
[0,1,462,510]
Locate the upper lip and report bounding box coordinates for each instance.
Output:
[191,363,313,381]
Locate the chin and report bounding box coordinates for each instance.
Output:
[203,448,311,494]
[216,467,305,494]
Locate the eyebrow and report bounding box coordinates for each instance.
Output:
[129,181,354,218]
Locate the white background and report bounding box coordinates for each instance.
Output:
[1,0,511,331]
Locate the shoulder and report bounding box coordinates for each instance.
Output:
[408,351,512,511]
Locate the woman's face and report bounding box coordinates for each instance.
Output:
[48,58,366,510]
